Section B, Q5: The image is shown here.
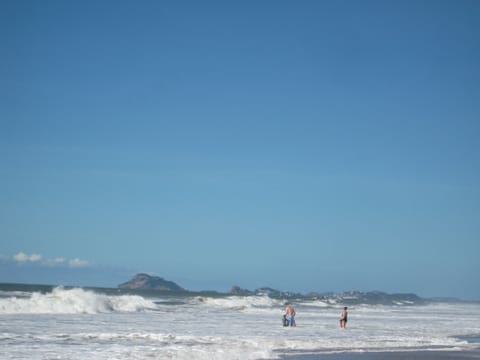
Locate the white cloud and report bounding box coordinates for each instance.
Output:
[9,252,91,269]
[13,252,43,263]
[13,252,29,262]
[30,253,42,262]
[68,258,90,268]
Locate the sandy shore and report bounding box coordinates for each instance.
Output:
[279,348,480,359]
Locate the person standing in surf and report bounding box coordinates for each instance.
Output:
[284,303,296,327]
[339,306,348,328]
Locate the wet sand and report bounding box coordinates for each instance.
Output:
[279,348,480,359]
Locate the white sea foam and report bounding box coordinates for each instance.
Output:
[302,299,335,307]
[1,286,479,359]
[197,295,282,310]
[0,287,157,314]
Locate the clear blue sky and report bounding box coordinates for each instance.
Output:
[1,0,479,299]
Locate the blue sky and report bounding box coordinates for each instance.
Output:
[1,0,479,299]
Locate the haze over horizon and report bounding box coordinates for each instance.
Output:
[1,1,479,300]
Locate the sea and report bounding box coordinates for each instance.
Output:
[1,283,480,359]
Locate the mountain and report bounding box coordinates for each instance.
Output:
[118,275,425,304]
[118,273,184,291]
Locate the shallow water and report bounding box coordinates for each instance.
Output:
[1,285,479,359]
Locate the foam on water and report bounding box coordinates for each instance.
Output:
[197,295,283,310]
[1,285,480,359]
[0,287,157,314]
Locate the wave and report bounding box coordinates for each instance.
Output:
[194,295,400,312]
[195,295,284,311]
[0,287,158,314]
[0,331,277,359]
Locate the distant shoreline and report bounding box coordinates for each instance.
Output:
[0,282,225,298]
[1,281,479,304]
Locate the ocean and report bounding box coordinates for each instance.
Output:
[1,284,479,359]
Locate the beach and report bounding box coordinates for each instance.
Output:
[281,348,480,359]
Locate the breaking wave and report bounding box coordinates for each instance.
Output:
[0,287,157,314]
[196,295,283,310]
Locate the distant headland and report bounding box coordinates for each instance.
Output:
[118,273,185,291]
[118,273,427,305]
